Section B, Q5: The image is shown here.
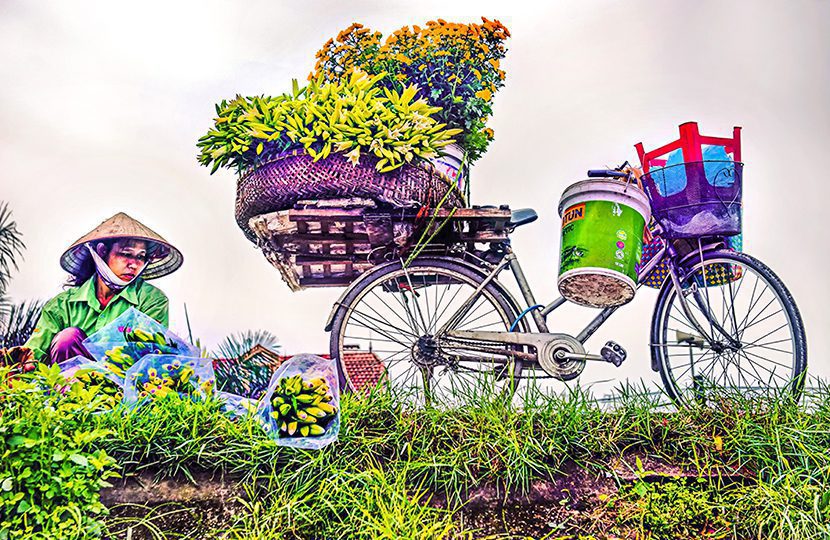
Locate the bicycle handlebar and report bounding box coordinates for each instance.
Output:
[587,169,629,179]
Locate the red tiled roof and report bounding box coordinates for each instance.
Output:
[214,347,386,393]
[340,352,386,393]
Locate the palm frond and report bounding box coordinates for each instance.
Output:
[213,329,280,360]
[0,299,44,348]
[211,330,281,398]
[0,202,26,295]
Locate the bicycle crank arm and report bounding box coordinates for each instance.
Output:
[556,352,604,362]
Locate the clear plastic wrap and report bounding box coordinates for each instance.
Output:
[260,354,340,449]
[123,354,215,406]
[82,307,199,379]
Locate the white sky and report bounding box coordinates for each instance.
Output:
[2,0,828,394]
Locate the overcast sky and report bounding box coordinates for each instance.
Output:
[2,0,828,394]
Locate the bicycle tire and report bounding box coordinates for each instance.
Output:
[650,249,807,405]
[329,258,525,401]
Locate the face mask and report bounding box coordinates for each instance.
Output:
[85,242,145,291]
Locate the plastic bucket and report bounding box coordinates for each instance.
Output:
[430,143,465,191]
[557,179,651,308]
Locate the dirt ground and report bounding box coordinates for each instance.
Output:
[102,455,751,539]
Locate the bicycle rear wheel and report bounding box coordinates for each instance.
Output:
[651,249,807,405]
[329,258,523,404]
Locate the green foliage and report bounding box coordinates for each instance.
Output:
[4,369,830,538]
[213,330,280,361]
[0,202,25,296]
[91,381,830,539]
[197,71,461,175]
[610,455,729,539]
[0,299,43,349]
[212,329,280,397]
[0,365,119,539]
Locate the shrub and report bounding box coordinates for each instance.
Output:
[0,365,118,539]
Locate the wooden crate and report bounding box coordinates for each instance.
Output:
[249,199,512,291]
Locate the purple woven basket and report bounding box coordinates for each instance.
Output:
[235,149,465,243]
[641,161,742,239]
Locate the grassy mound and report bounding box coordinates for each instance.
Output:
[3,367,830,539]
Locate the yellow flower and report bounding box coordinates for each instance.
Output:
[475,89,492,101]
[345,147,361,165]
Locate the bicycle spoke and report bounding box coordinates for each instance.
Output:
[337,263,518,400]
[371,289,421,336]
[348,310,416,344]
[354,297,420,339]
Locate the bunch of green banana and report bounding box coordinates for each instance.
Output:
[198,70,461,174]
[270,374,337,438]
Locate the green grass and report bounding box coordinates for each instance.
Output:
[5,368,830,539]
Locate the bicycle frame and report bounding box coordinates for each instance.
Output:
[437,233,733,354]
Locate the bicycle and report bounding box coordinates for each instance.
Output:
[326,165,807,407]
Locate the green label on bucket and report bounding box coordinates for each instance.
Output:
[559,200,645,282]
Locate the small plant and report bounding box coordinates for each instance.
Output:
[197,70,461,174]
[0,365,118,539]
[71,367,123,409]
[312,18,510,162]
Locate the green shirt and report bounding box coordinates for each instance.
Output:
[24,277,169,361]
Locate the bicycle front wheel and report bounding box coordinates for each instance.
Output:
[651,250,807,405]
[329,258,523,404]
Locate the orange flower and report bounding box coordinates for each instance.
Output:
[475,89,492,101]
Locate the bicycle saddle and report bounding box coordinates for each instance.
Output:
[509,208,538,228]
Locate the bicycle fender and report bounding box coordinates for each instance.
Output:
[323,260,401,332]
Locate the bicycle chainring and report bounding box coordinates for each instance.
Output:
[537,335,586,381]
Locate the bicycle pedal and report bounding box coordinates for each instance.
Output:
[601,341,627,367]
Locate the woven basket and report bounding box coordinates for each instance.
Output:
[235,149,465,242]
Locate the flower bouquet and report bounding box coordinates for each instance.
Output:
[312,18,511,192]
[83,307,198,379]
[123,355,215,406]
[260,354,340,449]
[198,71,460,175]
[268,374,337,438]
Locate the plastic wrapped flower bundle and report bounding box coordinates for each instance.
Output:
[269,374,337,437]
[215,390,261,420]
[123,355,215,406]
[83,307,199,379]
[261,354,340,449]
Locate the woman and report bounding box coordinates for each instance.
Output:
[15,212,183,366]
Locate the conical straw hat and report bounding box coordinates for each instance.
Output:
[60,212,183,280]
